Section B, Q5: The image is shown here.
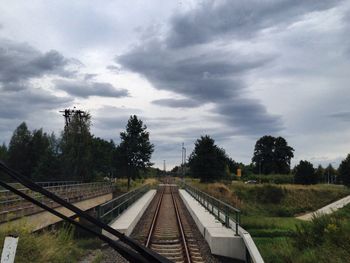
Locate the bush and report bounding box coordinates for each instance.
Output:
[255,185,286,203]
[243,174,294,184]
[0,223,83,263]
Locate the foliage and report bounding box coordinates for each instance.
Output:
[188,135,228,182]
[90,137,116,178]
[252,135,294,174]
[294,160,317,184]
[188,179,350,263]
[60,111,93,182]
[315,164,325,183]
[0,223,83,263]
[117,115,154,189]
[243,173,294,184]
[7,122,33,178]
[338,154,350,186]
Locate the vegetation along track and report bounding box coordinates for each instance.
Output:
[134,184,206,263]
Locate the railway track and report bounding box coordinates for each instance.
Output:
[145,184,205,263]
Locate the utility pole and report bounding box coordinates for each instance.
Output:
[163,160,166,176]
[182,143,186,179]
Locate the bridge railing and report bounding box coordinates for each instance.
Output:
[181,182,241,235]
[0,182,113,222]
[98,184,150,224]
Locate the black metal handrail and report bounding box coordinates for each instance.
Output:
[98,184,150,223]
[182,182,240,235]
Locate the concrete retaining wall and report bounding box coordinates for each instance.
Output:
[179,189,246,260]
[103,190,156,239]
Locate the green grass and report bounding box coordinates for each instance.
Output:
[186,179,350,262]
[0,223,84,263]
[0,222,108,263]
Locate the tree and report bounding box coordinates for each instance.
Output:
[338,154,350,186]
[32,133,61,181]
[117,115,154,190]
[0,143,10,182]
[188,135,228,182]
[0,143,8,162]
[7,122,33,178]
[294,160,317,184]
[91,137,116,179]
[324,163,336,184]
[252,135,294,174]
[60,112,93,182]
[315,164,325,183]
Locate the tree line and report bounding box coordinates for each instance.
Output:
[173,134,350,187]
[1,112,349,187]
[0,113,154,190]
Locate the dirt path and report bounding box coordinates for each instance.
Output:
[296,194,350,221]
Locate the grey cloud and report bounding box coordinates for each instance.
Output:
[84,73,97,80]
[167,0,342,48]
[329,111,350,122]
[118,31,280,135]
[106,65,121,74]
[0,39,74,90]
[55,80,129,98]
[215,99,283,135]
[119,43,269,102]
[152,98,201,108]
[0,89,72,120]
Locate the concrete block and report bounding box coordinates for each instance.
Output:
[104,190,156,239]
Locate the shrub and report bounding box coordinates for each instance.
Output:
[255,185,286,203]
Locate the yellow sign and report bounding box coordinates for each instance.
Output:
[237,169,242,177]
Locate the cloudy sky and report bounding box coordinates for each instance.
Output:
[0,0,350,169]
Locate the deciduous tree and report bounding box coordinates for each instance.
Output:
[252,135,294,174]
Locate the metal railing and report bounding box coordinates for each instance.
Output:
[98,184,150,224]
[181,183,241,235]
[0,182,113,222]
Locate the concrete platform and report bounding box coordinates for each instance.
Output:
[179,189,246,260]
[103,190,156,240]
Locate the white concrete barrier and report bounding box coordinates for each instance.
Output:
[103,190,156,239]
[179,189,246,260]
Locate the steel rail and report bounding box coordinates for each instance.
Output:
[0,161,172,263]
[145,185,165,247]
[171,185,192,263]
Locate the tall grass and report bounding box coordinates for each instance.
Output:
[0,222,83,263]
[187,179,350,262]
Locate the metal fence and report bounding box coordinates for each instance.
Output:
[181,182,241,235]
[98,184,150,224]
[0,182,113,222]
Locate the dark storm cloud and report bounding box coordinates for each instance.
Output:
[152,98,201,108]
[0,89,72,119]
[167,0,343,48]
[214,99,283,134]
[55,79,129,98]
[0,39,74,90]
[119,43,271,102]
[116,2,296,134]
